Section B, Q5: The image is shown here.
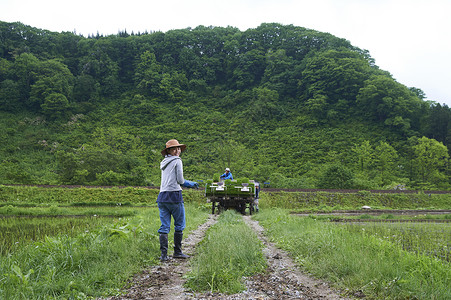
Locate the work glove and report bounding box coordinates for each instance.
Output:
[182,180,199,189]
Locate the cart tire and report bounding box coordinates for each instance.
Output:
[240,203,246,215]
[211,202,215,214]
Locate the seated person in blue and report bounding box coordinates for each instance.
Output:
[220,168,233,180]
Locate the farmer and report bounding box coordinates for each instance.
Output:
[254,181,260,213]
[220,167,233,180]
[157,139,198,262]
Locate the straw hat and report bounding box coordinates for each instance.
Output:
[161,139,186,156]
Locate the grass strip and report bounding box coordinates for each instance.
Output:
[185,210,267,294]
[0,203,209,299]
[308,212,451,221]
[260,190,451,210]
[0,205,139,217]
[253,208,451,300]
[0,185,205,206]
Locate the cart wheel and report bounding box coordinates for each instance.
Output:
[211,202,215,214]
[249,203,253,215]
[240,203,246,215]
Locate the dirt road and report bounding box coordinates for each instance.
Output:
[103,215,350,299]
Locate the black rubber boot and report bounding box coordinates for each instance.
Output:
[173,231,189,259]
[159,233,170,262]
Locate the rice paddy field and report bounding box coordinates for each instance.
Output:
[0,215,118,255]
[342,221,451,262]
[1,185,450,299]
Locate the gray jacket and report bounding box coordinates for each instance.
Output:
[159,155,185,192]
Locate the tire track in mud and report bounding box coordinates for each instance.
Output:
[102,214,350,300]
[102,214,219,300]
[237,216,349,300]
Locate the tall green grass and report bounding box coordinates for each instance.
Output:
[0,215,117,255]
[253,209,451,299]
[185,210,267,294]
[342,222,451,262]
[0,203,209,299]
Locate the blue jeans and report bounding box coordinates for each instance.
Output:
[157,202,186,234]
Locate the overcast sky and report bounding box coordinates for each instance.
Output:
[1,0,450,107]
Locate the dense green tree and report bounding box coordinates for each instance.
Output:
[412,136,449,187]
[0,79,21,111]
[248,87,280,121]
[72,74,99,103]
[11,53,40,104]
[78,39,120,97]
[262,49,296,97]
[231,48,265,89]
[299,49,372,111]
[352,140,374,173]
[213,139,254,179]
[28,59,73,111]
[134,51,162,95]
[373,141,399,185]
[424,103,451,148]
[356,75,423,133]
[317,164,355,189]
[40,92,70,119]
[0,21,449,189]
[305,94,328,120]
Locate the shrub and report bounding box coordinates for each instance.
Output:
[317,164,355,189]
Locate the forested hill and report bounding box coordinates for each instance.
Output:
[0,21,450,190]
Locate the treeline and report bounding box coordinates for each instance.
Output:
[0,21,450,189]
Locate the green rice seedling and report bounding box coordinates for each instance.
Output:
[359,214,372,219]
[213,173,221,182]
[185,210,266,294]
[381,213,395,219]
[0,216,115,255]
[205,180,214,197]
[343,222,451,262]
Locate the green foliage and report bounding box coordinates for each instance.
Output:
[54,127,150,186]
[0,79,21,111]
[412,136,449,186]
[0,21,449,190]
[40,92,70,119]
[356,75,423,133]
[317,164,355,189]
